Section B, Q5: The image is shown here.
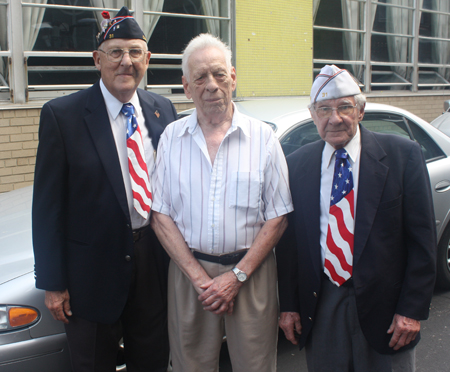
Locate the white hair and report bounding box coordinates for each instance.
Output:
[308,93,366,110]
[182,33,232,81]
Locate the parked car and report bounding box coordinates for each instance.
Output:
[0,186,130,371]
[2,98,450,371]
[430,107,450,138]
[180,97,450,289]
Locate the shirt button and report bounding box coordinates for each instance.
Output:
[211,224,215,228]
[125,255,131,262]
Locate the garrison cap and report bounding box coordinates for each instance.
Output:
[97,6,147,47]
[310,65,361,104]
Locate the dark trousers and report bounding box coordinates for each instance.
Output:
[305,278,415,372]
[64,227,169,372]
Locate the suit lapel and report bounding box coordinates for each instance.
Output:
[84,82,130,222]
[290,141,324,281]
[353,125,388,265]
[137,89,166,151]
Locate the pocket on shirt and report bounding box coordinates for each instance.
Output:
[229,171,262,209]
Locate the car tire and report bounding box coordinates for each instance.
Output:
[436,224,450,290]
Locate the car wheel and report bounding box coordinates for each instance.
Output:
[436,224,450,290]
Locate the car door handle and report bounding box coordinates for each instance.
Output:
[435,180,450,193]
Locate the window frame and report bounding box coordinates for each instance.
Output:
[5,0,232,103]
[313,0,450,92]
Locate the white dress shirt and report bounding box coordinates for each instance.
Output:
[319,125,361,266]
[152,104,294,254]
[100,80,155,229]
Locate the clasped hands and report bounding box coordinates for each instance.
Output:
[197,271,243,316]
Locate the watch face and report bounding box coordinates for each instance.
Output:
[233,267,247,282]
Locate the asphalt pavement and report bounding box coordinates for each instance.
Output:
[219,289,450,371]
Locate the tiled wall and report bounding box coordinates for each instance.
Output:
[235,0,313,97]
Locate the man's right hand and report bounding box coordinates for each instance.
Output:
[45,289,72,324]
[279,311,302,345]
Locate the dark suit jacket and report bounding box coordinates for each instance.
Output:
[32,81,177,324]
[277,125,437,354]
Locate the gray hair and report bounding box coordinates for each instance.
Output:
[182,33,232,81]
[308,93,366,111]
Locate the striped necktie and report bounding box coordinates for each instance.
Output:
[324,148,354,286]
[122,103,152,220]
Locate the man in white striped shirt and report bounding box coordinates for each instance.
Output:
[151,33,293,372]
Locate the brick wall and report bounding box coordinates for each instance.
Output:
[0,108,40,193]
[0,94,449,193]
[0,102,195,193]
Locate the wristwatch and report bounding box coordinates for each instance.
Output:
[232,267,248,282]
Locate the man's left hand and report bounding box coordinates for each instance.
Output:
[198,271,243,315]
[387,313,420,350]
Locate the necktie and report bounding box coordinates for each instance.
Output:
[324,148,354,286]
[122,103,152,220]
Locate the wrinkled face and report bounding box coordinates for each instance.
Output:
[310,96,365,149]
[93,38,150,103]
[182,47,236,120]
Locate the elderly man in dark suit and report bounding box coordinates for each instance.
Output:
[277,65,436,372]
[32,7,177,372]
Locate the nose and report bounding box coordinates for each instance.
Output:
[328,107,343,124]
[205,74,219,92]
[120,51,133,66]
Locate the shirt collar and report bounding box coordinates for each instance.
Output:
[100,79,140,120]
[177,102,251,138]
[323,124,361,169]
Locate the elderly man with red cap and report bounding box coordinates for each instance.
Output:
[32,7,177,372]
[276,65,437,371]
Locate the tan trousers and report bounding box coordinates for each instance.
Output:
[168,252,278,372]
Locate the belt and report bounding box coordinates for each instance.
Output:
[192,249,248,265]
[322,272,353,288]
[132,225,151,243]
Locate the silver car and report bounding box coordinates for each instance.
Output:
[430,108,450,138]
[0,187,127,371]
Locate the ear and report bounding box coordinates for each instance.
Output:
[182,76,192,99]
[93,50,101,72]
[309,107,318,125]
[145,51,151,65]
[230,66,237,92]
[358,103,365,121]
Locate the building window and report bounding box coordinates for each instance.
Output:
[6,0,231,103]
[313,0,450,92]
[0,1,9,101]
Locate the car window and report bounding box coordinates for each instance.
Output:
[362,113,444,162]
[280,121,321,156]
[361,113,410,139]
[407,118,445,161]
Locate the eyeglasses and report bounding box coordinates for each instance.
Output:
[98,48,146,62]
[314,105,358,119]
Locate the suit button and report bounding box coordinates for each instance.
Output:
[313,292,317,297]
[125,255,131,261]
[309,317,312,321]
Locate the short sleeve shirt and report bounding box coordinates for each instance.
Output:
[152,104,293,254]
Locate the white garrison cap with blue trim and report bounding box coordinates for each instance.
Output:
[310,65,361,104]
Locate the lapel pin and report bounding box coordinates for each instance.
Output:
[154,110,160,118]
